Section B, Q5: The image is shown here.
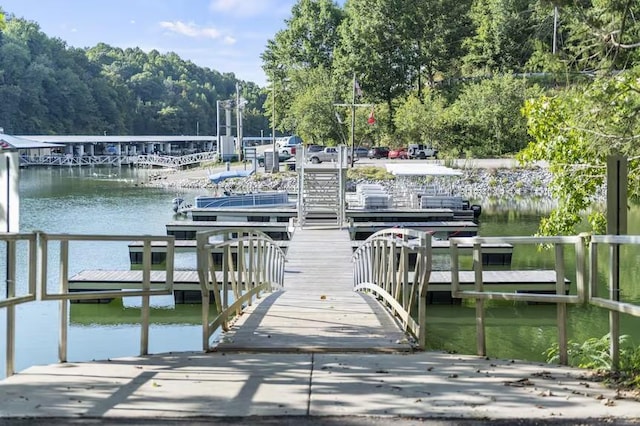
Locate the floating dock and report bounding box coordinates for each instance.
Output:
[68,269,566,305]
[165,221,292,240]
[128,240,512,266]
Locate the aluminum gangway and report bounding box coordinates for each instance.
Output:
[213,227,413,352]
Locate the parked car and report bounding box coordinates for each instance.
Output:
[368,146,390,159]
[305,144,323,153]
[353,146,369,158]
[306,146,353,164]
[388,148,408,159]
[257,150,292,166]
[407,143,438,159]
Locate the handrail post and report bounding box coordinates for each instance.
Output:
[6,240,16,376]
[59,239,69,363]
[402,233,409,311]
[609,242,620,369]
[589,239,598,300]
[140,239,151,356]
[575,235,587,303]
[196,232,211,351]
[555,243,567,365]
[222,232,230,331]
[417,233,431,349]
[473,242,486,357]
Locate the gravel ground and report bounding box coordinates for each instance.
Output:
[138,159,569,202]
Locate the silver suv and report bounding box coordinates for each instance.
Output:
[407,143,438,159]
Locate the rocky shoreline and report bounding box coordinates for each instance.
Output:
[141,164,561,202]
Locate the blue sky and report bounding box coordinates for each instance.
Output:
[1,0,314,87]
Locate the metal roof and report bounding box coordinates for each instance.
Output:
[20,135,218,144]
[0,134,64,149]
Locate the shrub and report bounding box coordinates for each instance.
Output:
[545,334,640,388]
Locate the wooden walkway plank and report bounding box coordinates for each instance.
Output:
[214,227,413,353]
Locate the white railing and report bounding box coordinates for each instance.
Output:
[19,151,220,168]
[449,235,588,365]
[352,228,432,348]
[2,231,176,377]
[20,155,135,167]
[4,229,640,376]
[196,228,286,350]
[39,233,176,364]
[1,233,38,377]
[135,151,219,169]
[589,235,640,368]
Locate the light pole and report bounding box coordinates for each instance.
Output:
[272,80,278,173]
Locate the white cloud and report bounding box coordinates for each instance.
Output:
[223,35,236,45]
[159,20,222,40]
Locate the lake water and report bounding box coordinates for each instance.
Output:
[1,166,639,377]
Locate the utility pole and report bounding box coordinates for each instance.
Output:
[553,5,558,54]
[272,81,278,173]
[334,73,373,167]
[236,83,242,159]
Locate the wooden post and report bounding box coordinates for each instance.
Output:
[606,154,627,370]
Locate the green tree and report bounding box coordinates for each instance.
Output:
[335,0,414,126]
[558,0,640,72]
[520,66,640,235]
[463,0,537,74]
[394,91,446,148]
[442,75,537,157]
[287,68,343,145]
[262,0,345,137]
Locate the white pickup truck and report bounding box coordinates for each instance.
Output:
[306,146,352,164]
[276,136,302,156]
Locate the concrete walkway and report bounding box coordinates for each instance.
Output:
[0,351,638,423]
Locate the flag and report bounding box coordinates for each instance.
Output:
[367,107,376,125]
[354,79,363,97]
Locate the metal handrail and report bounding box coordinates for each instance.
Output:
[352,228,432,348]
[590,235,640,369]
[196,228,286,350]
[38,232,176,365]
[1,233,38,377]
[135,151,219,169]
[449,235,588,364]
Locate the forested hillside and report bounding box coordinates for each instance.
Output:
[0,13,268,136]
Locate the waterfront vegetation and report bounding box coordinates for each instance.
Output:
[545,334,640,389]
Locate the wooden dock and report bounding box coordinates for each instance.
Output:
[127,240,288,264]
[127,239,512,266]
[68,268,564,305]
[165,220,292,240]
[349,220,478,239]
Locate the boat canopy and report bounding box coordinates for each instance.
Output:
[208,169,254,184]
[385,163,463,176]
